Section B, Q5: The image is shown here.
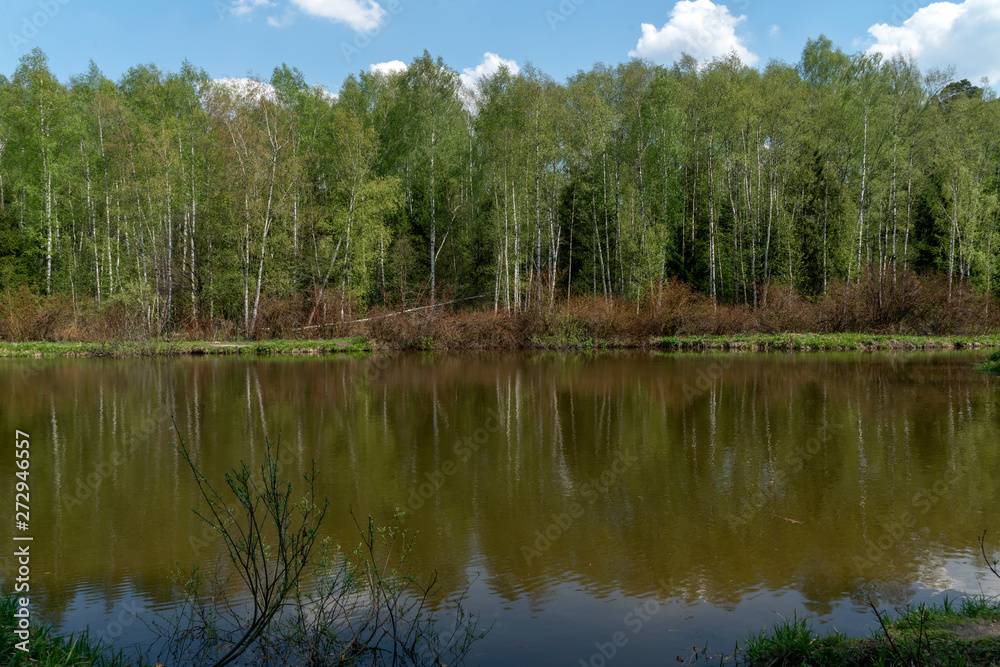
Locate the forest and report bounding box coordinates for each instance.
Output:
[1,37,998,342]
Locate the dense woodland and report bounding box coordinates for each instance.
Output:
[1,38,998,339]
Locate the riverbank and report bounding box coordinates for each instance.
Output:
[740,596,1000,665]
[977,351,1000,374]
[7,589,1000,666]
[0,338,373,358]
[1,333,999,358]
[0,594,144,666]
[654,332,1000,351]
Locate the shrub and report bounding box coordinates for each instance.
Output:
[0,287,72,341]
[154,429,489,666]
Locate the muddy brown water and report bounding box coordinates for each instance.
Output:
[1,351,999,664]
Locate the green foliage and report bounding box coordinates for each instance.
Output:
[739,598,1000,666]
[0,593,146,666]
[740,613,837,665]
[739,533,1000,665]
[976,350,1000,374]
[161,431,329,667]
[2,43,1000,335]
[155,430,489,666]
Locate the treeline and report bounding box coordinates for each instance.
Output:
[1,38,998,339]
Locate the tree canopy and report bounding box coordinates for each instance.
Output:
[1,41,997,335]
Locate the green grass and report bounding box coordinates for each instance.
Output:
[739,596,1000,666]
[1,594,147,666]
[0,338,373,358]
[655,333,1000,352]
[2,334,1000,357]
[976,350,1000,374]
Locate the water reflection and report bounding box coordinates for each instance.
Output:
[1,351,998,663]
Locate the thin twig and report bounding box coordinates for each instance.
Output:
[294,294,487,330]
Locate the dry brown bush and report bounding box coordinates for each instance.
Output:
[0,287,74,341]
[300,289,363,339]
[449,309,521,349]
[250,294,304,340]
[4,269,996,346]
[638,279,699,336]
[920,276,999,335]
[812,271,998,335]
[90,298,152,341]
[560,295,627,341]
[753,286,822,333]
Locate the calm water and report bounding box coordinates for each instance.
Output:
[2,351,999,664]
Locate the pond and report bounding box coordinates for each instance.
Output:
[2,351,999,664]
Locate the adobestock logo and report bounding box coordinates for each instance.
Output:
[8,0,72,52]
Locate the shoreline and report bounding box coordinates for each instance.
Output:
[1,333,999,358]
[6,589,999,666]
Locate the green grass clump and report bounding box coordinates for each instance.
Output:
[655,333,1000,352]
[976,350,1000,374]
[740,596,1000,666]
[0,338,372,358]
[740,613,849,665]
[1,594,146,666]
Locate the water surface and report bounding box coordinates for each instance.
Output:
[1,351,999,664]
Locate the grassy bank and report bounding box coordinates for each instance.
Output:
[1,594,145,666]
[977,350,1000,374]
[0,337,372,358]
[655,333,1000,351]
[1,334,999,358]
[740,596,1000,666]
[2,334,1000,358]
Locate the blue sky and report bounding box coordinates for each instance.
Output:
[2,0,999,92]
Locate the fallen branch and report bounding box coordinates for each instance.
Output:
[294,294,488,331]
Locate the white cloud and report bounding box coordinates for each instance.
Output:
[457,53,519,113]
[369,60,408,76]
[459,52,520,91]
[769,24,780,38]
[230,0,275,18]
[866,0,1000,84]
[290,0,386,32]
[267,11,295,27]
[213,77,279,103]
[629,0,759,66]
[231,0,389,32]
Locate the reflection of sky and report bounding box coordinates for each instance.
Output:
[43,551,1000,665]
[442,556,1000,666]
[47,581,163,659]
[917,551,1000,598]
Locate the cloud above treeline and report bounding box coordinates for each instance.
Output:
[459,52,520,90]
[369,60,408,76]
[865,0,1000,84]
[368,53,520,88]
[629,0,759,66]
